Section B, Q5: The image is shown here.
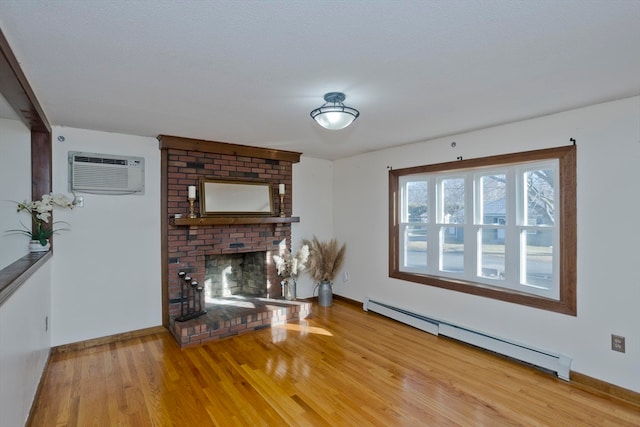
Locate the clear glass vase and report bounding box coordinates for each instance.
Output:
[282,277,296,300]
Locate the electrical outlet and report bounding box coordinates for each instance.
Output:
[611,334,625,353]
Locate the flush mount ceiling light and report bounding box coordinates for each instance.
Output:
[310,92,360,130]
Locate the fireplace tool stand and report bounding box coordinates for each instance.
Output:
[175,270,206,322]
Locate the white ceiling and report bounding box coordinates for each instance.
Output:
[0,1,639,160]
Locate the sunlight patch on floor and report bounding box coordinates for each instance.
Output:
[273,321,333,337]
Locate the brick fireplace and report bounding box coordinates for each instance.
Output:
[159,136,307,346]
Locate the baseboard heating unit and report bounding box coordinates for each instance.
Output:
[363,297,572,380]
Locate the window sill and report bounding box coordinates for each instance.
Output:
[0,251,52,307]
[390,270,575,315]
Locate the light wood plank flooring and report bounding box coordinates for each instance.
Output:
[29,300,640,426]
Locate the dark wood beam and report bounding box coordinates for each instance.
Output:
[0,27,53,291]
[31,131,52,200]
[0,28,50,133]
[0,28,52,234]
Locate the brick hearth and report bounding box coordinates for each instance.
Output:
[170,297,312,347]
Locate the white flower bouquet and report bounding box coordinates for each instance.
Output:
[8,193,74,246]
[273,244,310,280]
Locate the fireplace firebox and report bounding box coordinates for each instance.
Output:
[205,251,267,298]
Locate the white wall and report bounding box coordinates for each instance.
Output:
[333,96,640,393]
[292,156,334,298]
[0,259,51,427]
[50,127,162,346]
[0,118,31,270]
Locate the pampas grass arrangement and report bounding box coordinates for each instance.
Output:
[302,235,346,283]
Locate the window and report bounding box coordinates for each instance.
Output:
[389,146,576,315]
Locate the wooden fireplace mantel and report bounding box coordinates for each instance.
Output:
[158,135,301,163]
[170,216,300,226]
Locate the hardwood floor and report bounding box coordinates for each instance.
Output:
[30,300,639,426]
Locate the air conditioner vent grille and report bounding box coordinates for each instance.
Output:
[73,164,129,188]
[74,156,128,166]
[68,151,145,195]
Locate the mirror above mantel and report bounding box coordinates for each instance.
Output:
[199,178,274,217]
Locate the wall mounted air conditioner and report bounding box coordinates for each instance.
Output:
[68,151,145,195]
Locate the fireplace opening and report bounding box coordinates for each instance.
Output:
[204,252,267,299]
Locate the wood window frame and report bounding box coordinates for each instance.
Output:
[389,145,577,315]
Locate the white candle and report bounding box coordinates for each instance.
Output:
[188,185,196,199]
[279,184,285,195]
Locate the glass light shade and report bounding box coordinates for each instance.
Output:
[310,92,360,130]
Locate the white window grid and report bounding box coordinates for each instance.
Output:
[398,159,559,300]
